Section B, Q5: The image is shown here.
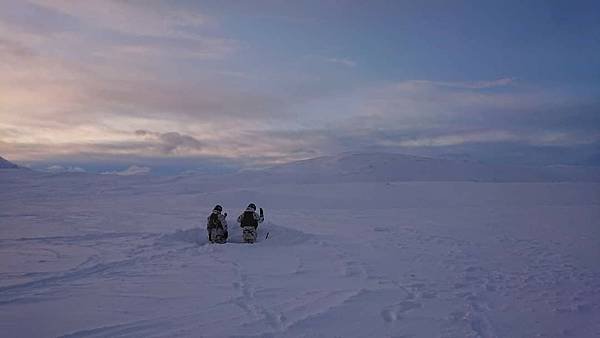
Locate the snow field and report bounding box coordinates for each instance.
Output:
[0,168,599,337]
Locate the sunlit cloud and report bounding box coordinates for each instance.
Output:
[2,74,599,165]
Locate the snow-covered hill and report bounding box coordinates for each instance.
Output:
[233,152,600,184]
[1,155,599,337]
[0,156,19,169]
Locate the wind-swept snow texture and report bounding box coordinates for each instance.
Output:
[1,155,599,337]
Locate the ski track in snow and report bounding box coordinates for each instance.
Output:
[1,170,599,337]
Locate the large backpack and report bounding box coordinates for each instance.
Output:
[241,211,258,228]
[209,213,222,230]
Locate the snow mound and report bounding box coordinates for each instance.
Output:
[257,222,314,246]
[158,228,204,245]
[158,223,312,246]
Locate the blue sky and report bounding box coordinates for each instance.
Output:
[1,0,599,174]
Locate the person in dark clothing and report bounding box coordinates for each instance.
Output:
[237,203,264,243]
[207,205,228,244]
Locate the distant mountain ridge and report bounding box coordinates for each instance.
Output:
[0,156,19,169]
[232,152,600,183]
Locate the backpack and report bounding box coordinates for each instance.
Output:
[209,213,222,230]
[241,210,258,228]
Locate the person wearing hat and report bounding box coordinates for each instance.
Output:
[207,205,228,244]
[237,203,264,243]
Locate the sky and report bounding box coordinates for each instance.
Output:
[1,0,599,174]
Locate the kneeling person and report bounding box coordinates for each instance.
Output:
[207,205,228,244]
[237,203,264,243]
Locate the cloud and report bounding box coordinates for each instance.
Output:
[0,1,246,148]
[0,2,597,167]
[326,57,357,67]
[408,78,515,90]
[28,0,209,39]
[102,165,151,176]
[335,79,599,136]
[382,130,520,147]
[7,0,237,62]
[134,130,204,155]
[87,79,287,122]
[0,1,289,164]
[377,129,600,148]
[0,39,36,59]
[2,76,599,167]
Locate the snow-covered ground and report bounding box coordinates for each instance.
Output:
[1,155,599,337]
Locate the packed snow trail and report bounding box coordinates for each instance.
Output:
[1,170,599,337]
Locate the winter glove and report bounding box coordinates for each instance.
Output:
[223,212,227,218]
[260,208,264,217]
